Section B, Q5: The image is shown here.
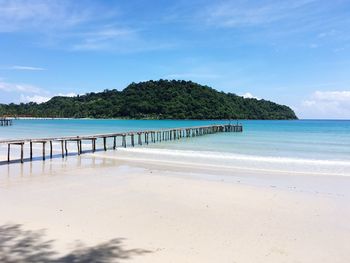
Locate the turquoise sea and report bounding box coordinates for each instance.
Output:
[1,119,349,175]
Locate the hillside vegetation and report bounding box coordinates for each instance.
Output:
[0,80,297,119]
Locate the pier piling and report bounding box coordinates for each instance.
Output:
[0,118,13,126]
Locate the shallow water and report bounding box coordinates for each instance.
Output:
[0,119,349,175]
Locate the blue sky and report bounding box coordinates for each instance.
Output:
[0,0,349,119]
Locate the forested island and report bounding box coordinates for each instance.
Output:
[0,80,297,119]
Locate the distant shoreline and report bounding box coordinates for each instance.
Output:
[6,117,349,121]
[6,117,295,121]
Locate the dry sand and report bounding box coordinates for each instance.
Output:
[0,151,350,262]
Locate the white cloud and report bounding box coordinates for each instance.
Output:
[241,92,260,99]
[20,94,51,104]
[298,90,350,119]
[0,80,77,104]
[57,92,77,97]
[9,65,45,71]
[19,92,77,104]
[0,81,41,93]
[313,90,350,102]
[302,100,316,107]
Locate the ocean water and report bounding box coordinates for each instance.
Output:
[0,119,349,176]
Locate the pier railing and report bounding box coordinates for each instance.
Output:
[0,124,243,163]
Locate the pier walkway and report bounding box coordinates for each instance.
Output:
[0,124,242,163]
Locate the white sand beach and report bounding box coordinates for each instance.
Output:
[1,0,349,261]
[1,149,350,263]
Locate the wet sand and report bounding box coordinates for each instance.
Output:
[1,150,350,262]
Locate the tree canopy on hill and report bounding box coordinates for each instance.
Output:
[0,80,297,120]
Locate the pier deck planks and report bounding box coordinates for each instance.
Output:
[0,124,242,163]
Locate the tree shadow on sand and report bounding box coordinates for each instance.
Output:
[0,224,151,263]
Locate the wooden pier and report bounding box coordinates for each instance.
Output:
[0,118,12,126]
[0,124,243,164]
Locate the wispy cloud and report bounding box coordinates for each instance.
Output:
[70,23,178,53]
[0,0,145,52]
[0,1,173,53]
[8,65,46,71]
[197,0,350,51]
[71,26,137,51]
[0,0,99,32]
[203,0,317,28]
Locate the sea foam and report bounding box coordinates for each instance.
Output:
[103,147,350,177]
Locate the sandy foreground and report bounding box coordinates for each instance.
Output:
[1,150,350,262]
